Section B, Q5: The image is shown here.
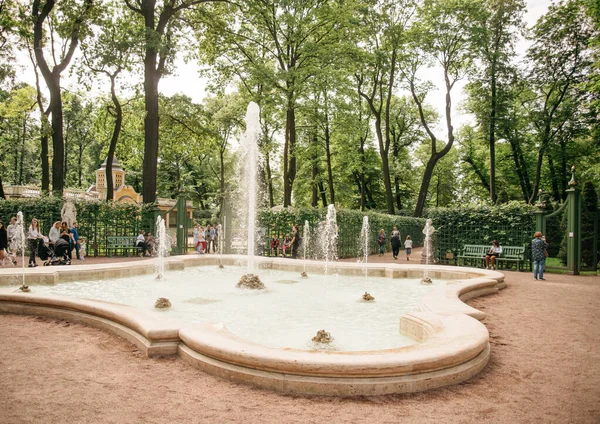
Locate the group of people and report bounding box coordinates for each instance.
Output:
[192,223,221,254]
[134,230,161,257]
[377,226,413,261]
[269,225,301,258]
[484,232,549,279]
[0,217,84,267]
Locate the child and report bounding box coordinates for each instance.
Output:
[270,236,280,257]
[404,235,412,261]
[282,235,291,257]
[197,234,207,254]
[79,238,87,260]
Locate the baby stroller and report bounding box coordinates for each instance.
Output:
[39,238,71,266]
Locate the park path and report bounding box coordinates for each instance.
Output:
[0,254,599,424]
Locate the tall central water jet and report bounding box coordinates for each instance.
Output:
[235,102,264,289]
[243,102,261,272]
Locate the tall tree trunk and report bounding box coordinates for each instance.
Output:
[283,98,296,207]
[142,49,159,204]
[19,116,26,185]
[264,150,274,208]
[40,131,50,193]
[374,114,394,214]
[106,73,122,203]
[489,65,497,203]
[318,182,327,207]
[0,173,5,199]
[50,80,65,195]
[506,133,530,202]
[464,155,490,191]
[394,176,402,211]
[311,142,319,207]
[33,0,90,197]
[410,72,456,217]
[547,154,560,202]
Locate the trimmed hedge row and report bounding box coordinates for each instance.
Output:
[0,197,155,255]
[426,202,537,261]
[259,207,426,259]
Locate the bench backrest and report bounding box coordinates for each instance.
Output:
[107,236,137,248]
[462,245,487,256]
[501,246,525,259]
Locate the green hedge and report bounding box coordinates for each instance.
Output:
[0,197,155,255]
[259,207,425,258]
[427,202,537,261]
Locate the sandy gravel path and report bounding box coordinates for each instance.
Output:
[1,257,599,424]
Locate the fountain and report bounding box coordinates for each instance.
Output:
[13,212,28,291]
[358,216,369,279]
[319,204,338,274]
[218,219,224,268]
[235,102,264,288]
[301,220,310,277]
[0,102,505,396]
[155,216,168,281]
[420,218,436,284]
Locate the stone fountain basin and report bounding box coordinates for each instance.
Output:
[0,255,505,396]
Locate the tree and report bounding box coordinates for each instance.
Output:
[526,0,593,203]
[124,0,226,204]
[80,1,136,201]
[404,0,477,217]
[32,0,94,196]
[196,0,352,207]
[354,0,417,214]
[468,0,525,203]
[0,84,39,193]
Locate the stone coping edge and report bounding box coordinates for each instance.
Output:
[0,255,504,396]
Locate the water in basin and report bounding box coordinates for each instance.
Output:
[35,266,442,351]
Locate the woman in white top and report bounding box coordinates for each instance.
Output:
[485,240,503,269]
[27,218,42,267]
[404,235,413,260]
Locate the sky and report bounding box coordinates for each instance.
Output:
[15,0,553,139]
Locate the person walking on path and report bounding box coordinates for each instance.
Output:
[27,218,42,267]
[390,227,401,260]
[532,232,548,280]
[404,235,413,261]
[377,229,386,256]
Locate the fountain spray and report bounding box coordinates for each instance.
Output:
[15,212,29,292]
[301,220,310,277]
